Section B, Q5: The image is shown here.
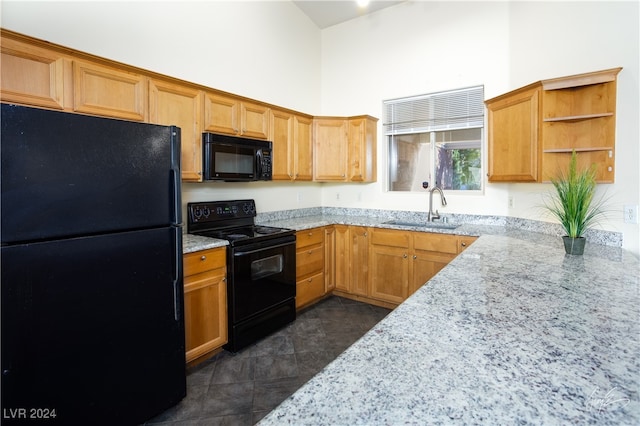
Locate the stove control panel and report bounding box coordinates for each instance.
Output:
[187,199,256,224]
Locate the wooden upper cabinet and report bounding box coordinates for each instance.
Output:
[313,118,349,181]
[149,79,203,182]
[293,115,313,180]
[485,68,621,183]
[203,92,269,139]
[271,109,313,181]
[486,86,540,182]
[314,116,377,182]
[348,116,377,182]
[0,36,67,110]
[270,108,294,180]
[73,60,147,121]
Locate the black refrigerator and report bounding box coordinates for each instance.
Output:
[1,104,186,425]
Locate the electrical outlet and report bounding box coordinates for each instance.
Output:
[623,205,638,224]
[336,192,340,201]
[508,196,514,209]
[297,192,303,203]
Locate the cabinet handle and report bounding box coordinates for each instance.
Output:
[222,277,226,282]
[413,255,417,260]
[461,242,467,247]
[200,255,207,261]
[308,250,312,254]
[403,254,408,259]
[307,278,312,282]
[364,232,368,237]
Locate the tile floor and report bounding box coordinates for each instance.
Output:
[145,296,391,426]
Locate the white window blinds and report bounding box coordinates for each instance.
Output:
[383,85,484,135]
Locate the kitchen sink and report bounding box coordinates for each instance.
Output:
[382,220,460,230]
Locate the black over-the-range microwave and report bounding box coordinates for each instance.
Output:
[202,132,273,181]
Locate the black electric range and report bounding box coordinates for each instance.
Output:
[187,200,296,352]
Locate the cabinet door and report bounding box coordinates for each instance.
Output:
[1,37,67,110]
[369,244,408,304]
[348,116,377,182]
[203,92,239,135]
[486,87,539,182]
[240,101,270,139]
[350,226,369,296]
[458,236,477,253]
[149,79,203,182]
[334,225,351,292]
[73,60,146,121]
[270,109,294,180]
[324,226,336,293]
[184,268,227,363]
[293,115,313,181]
[313,118,348,181]
[410,250,455,295]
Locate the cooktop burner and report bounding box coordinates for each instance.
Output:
[187,200,295,246]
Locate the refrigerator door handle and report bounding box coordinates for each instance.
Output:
[173,229,183,322]
[170,126,183,226]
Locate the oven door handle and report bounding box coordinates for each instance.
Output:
[232,241,294,257]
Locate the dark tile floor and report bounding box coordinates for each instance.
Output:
[145,296,391,426]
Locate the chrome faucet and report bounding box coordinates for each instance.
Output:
[426,184,447,222]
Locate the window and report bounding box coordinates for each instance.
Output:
[384,86,484,192]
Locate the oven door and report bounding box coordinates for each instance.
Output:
[228,236,296,324]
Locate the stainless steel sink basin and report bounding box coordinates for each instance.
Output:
[382,220,460,230]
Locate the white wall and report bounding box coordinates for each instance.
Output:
[319,1,639,255]
[0,0,322,112]
[2,1,638,254]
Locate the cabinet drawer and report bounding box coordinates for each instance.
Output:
[413,233,458,254]
[184,248,226,276]
[296,272,325,308]
[296,228,324,249]
[296,245,324,278]
[371,228,410,248]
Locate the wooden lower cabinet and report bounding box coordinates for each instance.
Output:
[334,225,369,296]
[369,228,477,304]
[296,227,326,309]
[298,225,477,310]
[183,247,227,364]
[324,226,336,293]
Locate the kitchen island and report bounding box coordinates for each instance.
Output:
[256,220,639,425]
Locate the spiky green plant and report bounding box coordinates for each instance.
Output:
[544,150,606,238]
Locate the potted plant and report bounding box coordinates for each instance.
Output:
[544,150,607,255]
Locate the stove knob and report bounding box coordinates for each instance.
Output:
[193,207,203,219]
[202,206,211,217]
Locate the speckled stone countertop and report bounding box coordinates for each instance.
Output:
[182,233,227,254]
[256,214,640,425]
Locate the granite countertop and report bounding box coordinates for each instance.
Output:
[183,233,227,254]
[254,215,640,425]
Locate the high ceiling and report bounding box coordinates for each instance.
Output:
[293,1,405,29]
